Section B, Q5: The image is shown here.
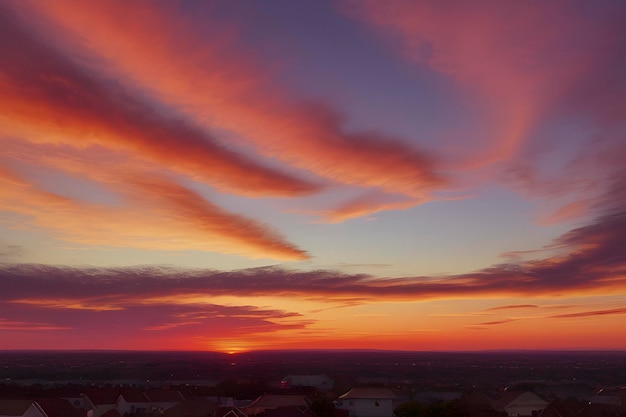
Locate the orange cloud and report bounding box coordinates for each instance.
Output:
[0,319,70,331]
[539,200,592,226]
[550,307,626,319]
[484,305,538,312]
[0,4,317,198]
[311,193,422,223]
[0,159,308,260]
[15,1,445,207]
[3,187,626,303]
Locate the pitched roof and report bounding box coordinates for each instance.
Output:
[495,391,548,412]
[118,388,149,403]
[243,395,311,416]
[538,399,578,417]
[246,395,311,409]
[265,406,315,417]
[0,399,37,416]
[35,398,86,417]
[163,398,220,417]
[82,388,119,405]
[215,406,249,417]
[338,388,397,400]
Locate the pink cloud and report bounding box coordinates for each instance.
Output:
[13,1,445,210]
[2,188,626,302]
[0,5,318,198]
[343,0,626,222]
[0,160,308,260]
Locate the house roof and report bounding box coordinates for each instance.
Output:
[338,388,397,400]
[538,399,579,417]
[82,388,120,405]
[243,395,311,416]
[215,406,249,417]
[35,398,86,417]
[118,388,149,403]
[163,399,220,417]
[265,406,314,417]
[0,399,37,416]
[495,391,548,411]
[246,395,311,409]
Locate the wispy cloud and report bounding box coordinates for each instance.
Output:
[473,319,516,326]
[0,244,24,259]
[0,164,308,260]
[11,0,447,218]
[344,0,626,220]
[0,298,312,350]
[485,305,538,312]
[2,188,626,302]
[550,308,626,319]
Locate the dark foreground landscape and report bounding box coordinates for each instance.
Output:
[2,350,626,387]
[1,350,625,416]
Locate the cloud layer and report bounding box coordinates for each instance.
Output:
[1,1,626,350]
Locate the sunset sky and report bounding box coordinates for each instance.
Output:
[1,0,626,353]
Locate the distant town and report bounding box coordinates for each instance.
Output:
[0,350,625,417]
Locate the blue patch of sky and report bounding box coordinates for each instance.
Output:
[295,185,575,277]
[183,0,483,153]
[24,164,123,207]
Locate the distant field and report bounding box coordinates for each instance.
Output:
[1,350,625,389]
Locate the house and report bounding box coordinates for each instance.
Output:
[455,391,503,417]
[0,400,46,417]
[495,391,548,417]
[115,388,151,415]
[537,399,579,417]
[82,389,119,417]
[242,395,312,416]
[144,389,186,413]
[335,388,397,417]
[34,398,86,417]
[215,406,249,417]
[163,398,220,417]
[281,375,334,391]
[265,407,315,417]
[49,386,86,410]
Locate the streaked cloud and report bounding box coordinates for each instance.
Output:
[13,1,446,213]
[485,305,538,312]
[0,298,312,351]
[2,189,625,302]
[0,5,317,198]
[0,164,308,260]
[550,308,626,319]
[1,1,625,351]
[472,319,516,326]
[344,0,626,223]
